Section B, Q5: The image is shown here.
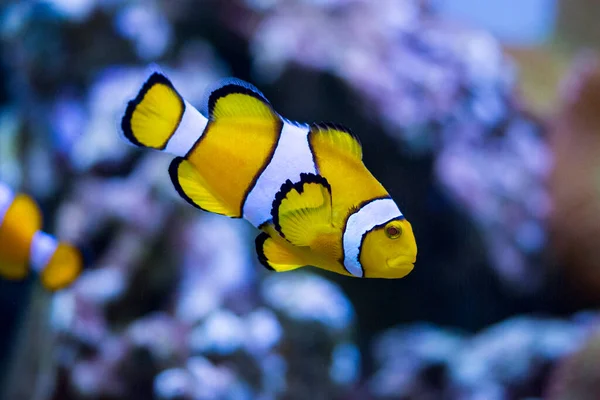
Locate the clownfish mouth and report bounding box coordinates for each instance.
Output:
[387,255,416,270]
[385,258,414,279]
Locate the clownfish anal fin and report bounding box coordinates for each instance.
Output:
[169,157,241,218]
[255,232,305,272]
[204,78,277,122]
[309,122,362,161]
[271,173,333,247]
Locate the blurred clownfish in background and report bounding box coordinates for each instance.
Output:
[0,182,84,291]
[120,71,417,279]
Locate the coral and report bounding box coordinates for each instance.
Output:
[369,314,596,399]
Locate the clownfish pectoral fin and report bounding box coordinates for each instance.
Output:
[202,77,277,122]
[255,232,305,272]
[271,173,334,247]
[309,122,362,161]
[121,72,185,150]
[169,157,241,218]
[40,242,84,291]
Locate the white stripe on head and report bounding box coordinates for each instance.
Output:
[243,121,317,227]
[164,100,208,157]
[342,197,403,277]
[30,231,59,274]
[0,183,14,226]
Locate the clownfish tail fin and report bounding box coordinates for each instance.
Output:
[121,72,187,150]
[39,241,85,292]
[28,231,86,291]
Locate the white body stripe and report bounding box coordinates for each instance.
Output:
[30,231,58,274]
[342,198,403,277]
[243,121,316,227]
[0,183,14,226]
[164,101,208,157]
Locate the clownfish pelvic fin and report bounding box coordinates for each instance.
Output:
[255,231,306,272]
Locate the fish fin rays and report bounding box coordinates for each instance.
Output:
[309,122,362,161]
[121,72,185,150]
[271,173,334,247]
[255,232,305,272]
[169,157,241,218]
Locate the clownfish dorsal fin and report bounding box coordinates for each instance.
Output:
[255,232,306,272]
[201,77,279,122]
[271,173,334,247]
[309,122,362,161]
[169,157,241,218]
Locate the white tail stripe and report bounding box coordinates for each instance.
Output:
[243,121,316,227]
[164,100,208,157]
[30,231,58,274]
[0,183,14,227]
[342,198,403,277]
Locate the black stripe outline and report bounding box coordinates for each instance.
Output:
[255,232,275,271]
[306,125,320,175]
[207,84,272,118]
[239,118,284,218]
[187,82,283,218]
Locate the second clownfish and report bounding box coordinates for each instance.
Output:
[0,182,84,291]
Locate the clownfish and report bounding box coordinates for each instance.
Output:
[120,72,417,278]
[0,182,84,291]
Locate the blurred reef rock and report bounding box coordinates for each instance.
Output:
[368,313,598,399]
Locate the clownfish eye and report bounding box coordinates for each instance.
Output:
[385,223,402,239]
